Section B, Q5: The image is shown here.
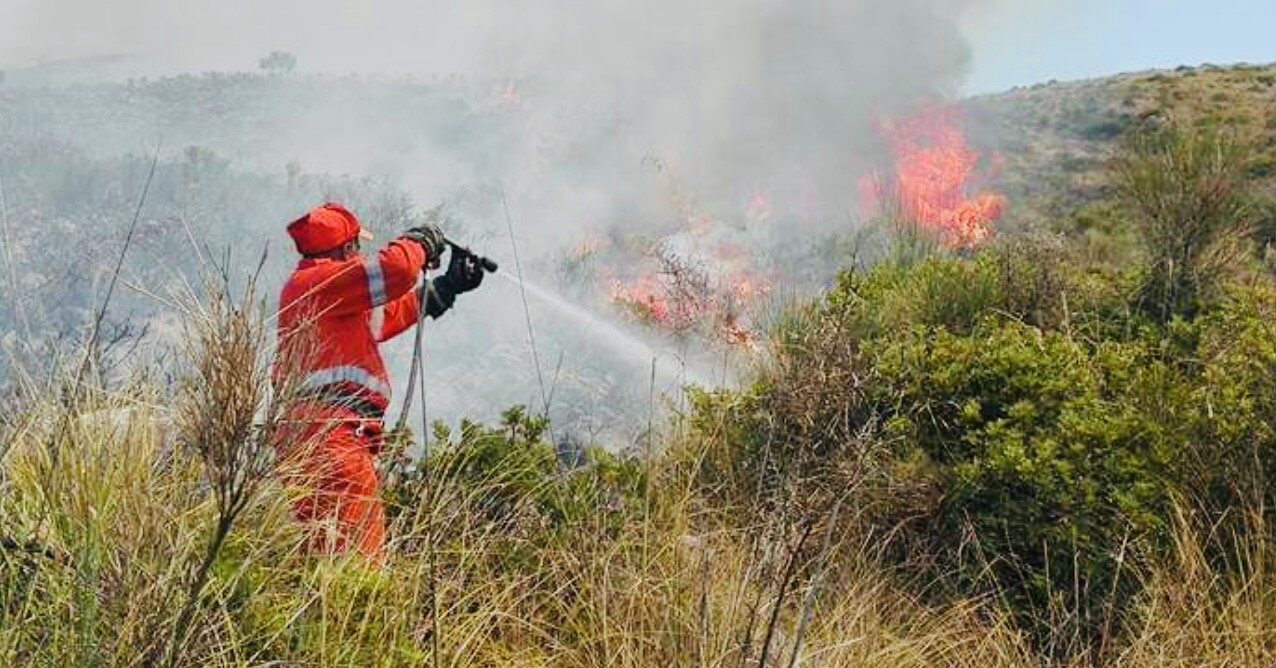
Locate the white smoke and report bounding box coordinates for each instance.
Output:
[0,0,1012,441]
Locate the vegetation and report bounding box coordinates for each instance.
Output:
[258,52,297,76]
[967,62,1276,233]
[5,68,1276,666]
[685,119,1276,661]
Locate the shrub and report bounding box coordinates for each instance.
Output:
[1114,122,1258,321]
[687,231,1276,655]
[258,51,296,75]
[868,319,1178,652]
[384,406,646,545]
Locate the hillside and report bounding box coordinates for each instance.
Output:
[3,60,1275,458]
[969,62,1276,230]
[4,63,1276,666]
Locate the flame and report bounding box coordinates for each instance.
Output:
[570,236,610,260]
[574,104,1005,350]
[867,105,1005,249]
[606,261,772,346]
[610,277,671,325]
[746,189,772,222]
[722,320,759,349]
[586,159,775,347]
[727,272,769,302]
[495,79,529,110]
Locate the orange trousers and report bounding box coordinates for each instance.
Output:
[279,406,386,560]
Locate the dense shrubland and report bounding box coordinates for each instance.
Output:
[686,120,1276,659]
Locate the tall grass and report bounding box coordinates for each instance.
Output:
[1114,121,1258,321]
[3,278,1276,666]
[10,372,1276,667]
[0,386,1034,665]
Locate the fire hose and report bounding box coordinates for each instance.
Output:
[392,235,495,668]
[394,237,498,434]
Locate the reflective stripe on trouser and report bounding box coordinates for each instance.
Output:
[299,365,392,404]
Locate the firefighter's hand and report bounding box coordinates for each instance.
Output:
[445,245,485,294]
[401,223,446,269]
[422,247,484,319]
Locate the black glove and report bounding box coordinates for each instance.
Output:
[401,223,446,269]
[422,246,485,319]
[444,245,485,294]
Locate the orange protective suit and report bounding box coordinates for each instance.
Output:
[275,203,429,559]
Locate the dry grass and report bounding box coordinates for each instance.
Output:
[0,397,1035,667]
[2,283,1276,667]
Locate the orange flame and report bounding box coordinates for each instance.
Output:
[570,236,610,260]
[495,79,529,110]
[607,264,771,346]
[593,160,775,347]
[746,189,772,222]
[610,277,672,325]
[868,105,1005,249]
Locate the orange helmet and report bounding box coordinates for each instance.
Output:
[287,203,374,255]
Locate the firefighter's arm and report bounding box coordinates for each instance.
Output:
[372,268,466,342]
[303,238,429,317]
[369,237,430,305]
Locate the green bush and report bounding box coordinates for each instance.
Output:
[687,235,1276,655]
[1113,122,1258,321]
[868,320,1177,646]
[385,406,646,543]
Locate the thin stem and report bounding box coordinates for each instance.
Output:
[74,145,161,401]
[758,520,815,668]
[163,513,235,668]
[500,189,550,421]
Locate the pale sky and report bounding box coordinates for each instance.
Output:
[963,0,1276,93]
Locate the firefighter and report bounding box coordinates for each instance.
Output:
[274,202,484,559]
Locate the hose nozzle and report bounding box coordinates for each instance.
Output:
[444,238,499,273]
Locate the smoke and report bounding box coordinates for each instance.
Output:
[0,0,1000,440]
[3,1,978,217]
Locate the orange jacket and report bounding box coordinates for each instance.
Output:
[275,238,428,419]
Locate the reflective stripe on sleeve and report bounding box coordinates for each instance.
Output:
[299,365,392,403]
[365,258,387,307]
[369,306,385,340]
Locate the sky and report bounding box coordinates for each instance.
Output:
[963,0,1276,93]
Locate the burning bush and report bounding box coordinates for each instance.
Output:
[604,242,771,348]
[558,219,774,349]
[861,105,1007,250]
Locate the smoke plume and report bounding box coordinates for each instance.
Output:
[0,0,997,440]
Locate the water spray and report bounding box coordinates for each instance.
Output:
[398,231,710,434]
[492,271,711,388]
[445,233,710,388]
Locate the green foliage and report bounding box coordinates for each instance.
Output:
[1081,118,1129,142]
[385,406,646,541]
[871,320,1176,645]
[258,51,297,75]
[1114,122,1259,321]
[688,230,1276,655]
